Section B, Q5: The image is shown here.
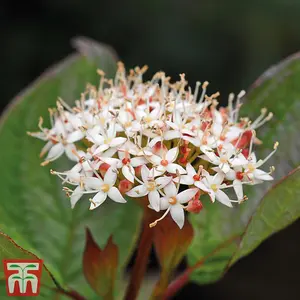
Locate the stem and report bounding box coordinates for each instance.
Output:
[124,216,154,300]
[150,270,169,300]
[163,235,240,299]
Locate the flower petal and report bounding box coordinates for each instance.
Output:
[126,185,148,197]
[90,191,107,210]
[67,130,85,143]
[186,163,196,176]
[194,181,211,193]
[104,167,117,185]
[46,143,64,161]
[159,197,170,210]
[166,147,178,162]
[93,144,109,155]
[122,165,135,183]
[233,179,244,201]
[130,156,148,167]
[178,175,194,185]
[110,137,127,147]
[84,177,103,189]
[149,190,160,212]
[183,136,200,147]
[164,130,181,140]
[163,181,177,197]
[213,172,225,185]
[220,162,231,174]
[100,157,122,168]
[215,190,233,207]
[166,163,186,174]
[177,188,198,204]
[149,154,162,166]
[65,144,78,161]
[108,187,127,203]
[254,169,273,181]
[170,204,185,229]
[70,186,83,208]
[141,165,150,183]
[155,176,173,188]
[107,122,116,138]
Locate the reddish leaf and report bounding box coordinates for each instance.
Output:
[82,228,118,299]
[154,215,194,272]
[152,214,194,296]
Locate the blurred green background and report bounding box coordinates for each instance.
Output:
[1,0,300,299]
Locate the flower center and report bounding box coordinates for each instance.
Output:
[236,171,244,180]
[248,163,255,172]
[168,196,177,205]
[100,117,106,125]
[193,174,201,181]
[211,184,218,192]
[220,157,227,163]
[144,116,152,123]
[160,159,169,167]
[122,158,131,165]
[124,121,132,128]
[104,138,112,144]
[147,181,156,191]
[101,184,110,193]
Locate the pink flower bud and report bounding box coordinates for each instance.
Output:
[186,199,203,214]
[118,179,134,194]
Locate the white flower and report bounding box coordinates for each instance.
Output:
[213,166,245,202]
[176,163,202,187]
[126,165,171,211]
[200,143,248,173]
[150,181,198,229]
[164,111,194,140]
[85,167,126,210]
[88,122,127,154]
[116,110,141,136]
[150,147,186,175]
[244,152,274,183]
[196,170,233,207]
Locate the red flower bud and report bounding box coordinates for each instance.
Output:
[186,199,203,214]
[99,163,110,177]
[241,148,249,158]
[233,130,252,149]
[118,179,134,194]
[152,141,167,155]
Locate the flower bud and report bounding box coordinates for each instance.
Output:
[99,163,110,177]
[186,199,203,214]
[118,179,134,194]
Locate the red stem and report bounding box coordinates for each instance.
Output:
[124,217,154,300]
[163,235,240,299]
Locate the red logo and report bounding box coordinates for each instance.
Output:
[2,259,43,296]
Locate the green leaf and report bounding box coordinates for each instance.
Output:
[83,230,118,299]
[0,37,142,298]
[187,52,300,284]
[231,167,300,264]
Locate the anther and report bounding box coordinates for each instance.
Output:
[238,90,246,98]
[202,81,209,89]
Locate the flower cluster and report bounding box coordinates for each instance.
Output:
[28,63,277,229]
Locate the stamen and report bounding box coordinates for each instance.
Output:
[149,207,171,228]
